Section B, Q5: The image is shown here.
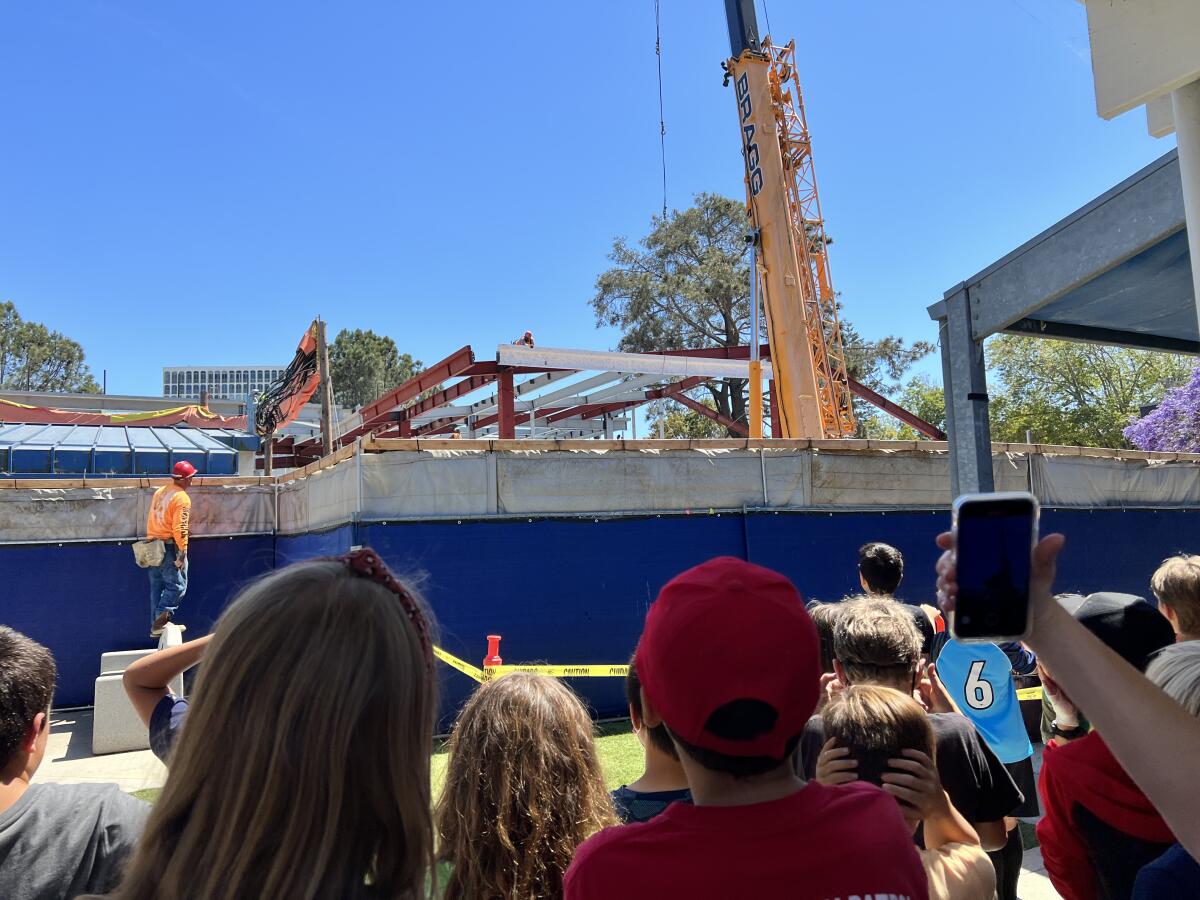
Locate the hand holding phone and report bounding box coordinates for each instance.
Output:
[950,492,1039,642]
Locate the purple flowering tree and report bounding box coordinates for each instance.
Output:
[1124,364,1200,452]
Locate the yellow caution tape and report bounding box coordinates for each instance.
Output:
[489,664,630,678]
[433,646,628,682]
[1016,686,1044,701]
[433,646,485,682]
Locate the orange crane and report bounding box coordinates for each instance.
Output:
[724,0,856,439]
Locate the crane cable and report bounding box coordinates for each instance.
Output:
[654,0,668,219]
[760,0,773,38]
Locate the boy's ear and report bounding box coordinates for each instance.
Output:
[628,703,643,730]
[22,712,47,754]
[833,658,849,686]
[640,686,664,728]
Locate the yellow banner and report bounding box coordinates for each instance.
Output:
[1016,686,1044,701]
[110,405,200,424]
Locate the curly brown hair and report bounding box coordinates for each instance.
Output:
[435,673,619,900]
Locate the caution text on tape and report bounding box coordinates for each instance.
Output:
[433,647,628,682]
[433,646,485,682]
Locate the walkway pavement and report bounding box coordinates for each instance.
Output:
[39,709,166,794]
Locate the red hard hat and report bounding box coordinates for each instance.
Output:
[172,460,197,479]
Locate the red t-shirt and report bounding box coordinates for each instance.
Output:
[564,781,929,900]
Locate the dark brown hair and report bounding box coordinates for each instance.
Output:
[0,627,55,766]
[805,601,842,674]
[858,542,904,595]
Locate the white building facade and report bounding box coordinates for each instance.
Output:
[163,365,285,401]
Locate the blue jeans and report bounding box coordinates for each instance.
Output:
[149,543,188,624]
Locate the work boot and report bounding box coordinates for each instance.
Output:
[151,610,173,636]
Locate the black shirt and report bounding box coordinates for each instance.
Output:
[799,711,1024,826]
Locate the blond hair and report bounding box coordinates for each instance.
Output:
[1150,555,1200,635]
[822,684,935,786]
[104,559,437,900]
[436,673,619,900]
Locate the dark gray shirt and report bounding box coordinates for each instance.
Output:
[0,782,148,899]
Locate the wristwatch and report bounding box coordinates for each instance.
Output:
[1051,720,1085,740]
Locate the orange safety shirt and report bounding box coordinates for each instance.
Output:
[146,484,191,554]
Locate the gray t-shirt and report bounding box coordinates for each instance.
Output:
[0,782,149,899]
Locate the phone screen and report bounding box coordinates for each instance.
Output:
[954,496,1036,640]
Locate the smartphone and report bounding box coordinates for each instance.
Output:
[950,491,1039,642]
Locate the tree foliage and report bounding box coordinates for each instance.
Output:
[986,335,1190,446]
[591,193,931,437]
[1124,364,1200,452]
[645,397,726,439]
[872,336,1191,447]
[327,328,422,409]
[0,301,100,393]
[841,319,935,438]
[591,193,751,433]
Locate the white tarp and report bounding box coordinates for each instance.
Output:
[496,449,768,515]
[361,451,493,519]
[1032,455,1200,508]
[1,446,1194,543]
[0,484,275,544]
[810,450,1029,507]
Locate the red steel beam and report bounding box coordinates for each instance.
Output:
[846,379,946,440]
[674,393,750,437]
[356,345,476,422]
[496,370,516,440]
[287,345,478,456]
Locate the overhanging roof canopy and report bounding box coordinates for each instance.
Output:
[930,149,1198,354]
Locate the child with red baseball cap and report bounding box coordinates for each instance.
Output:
[564,557,929,899]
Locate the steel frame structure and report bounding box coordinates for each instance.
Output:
[262,342,943,469]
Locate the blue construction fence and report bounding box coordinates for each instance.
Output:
[4,507,1198,725]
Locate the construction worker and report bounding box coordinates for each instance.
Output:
[513,330,535,348]
[146,461,194,635]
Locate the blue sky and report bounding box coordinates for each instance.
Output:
[0,1,1175,397]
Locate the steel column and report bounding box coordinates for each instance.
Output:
[1171,80,1200,332]
[497,370,516,440]
[938,285,994,497]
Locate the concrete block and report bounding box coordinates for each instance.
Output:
[91,673,150,755]
[99,649,155,676]
[92,624,189,755]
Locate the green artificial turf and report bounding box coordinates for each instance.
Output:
[430,718,642,799]
[129,719,645,807]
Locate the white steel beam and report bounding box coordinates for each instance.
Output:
[497,345,773,380]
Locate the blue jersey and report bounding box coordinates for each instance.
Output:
[936,639,1033,764]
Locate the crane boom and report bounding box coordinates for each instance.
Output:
[724,1,856,438]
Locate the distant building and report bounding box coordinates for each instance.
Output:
[163,365,285,401]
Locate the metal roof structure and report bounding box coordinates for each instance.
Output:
[0,424,257,477]
[929,149,1197,494]
[267,343,943,469]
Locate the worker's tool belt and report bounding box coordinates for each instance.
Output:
[132,539,166,568]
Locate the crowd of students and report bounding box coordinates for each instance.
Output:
[1,541,1199,898]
